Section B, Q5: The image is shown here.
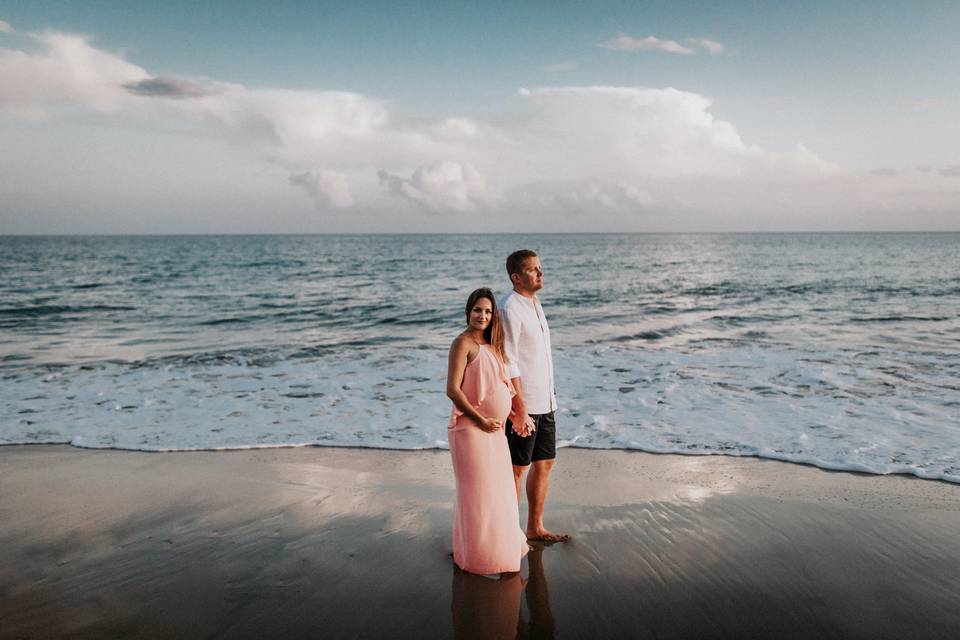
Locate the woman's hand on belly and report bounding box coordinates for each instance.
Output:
[477,416,503,433]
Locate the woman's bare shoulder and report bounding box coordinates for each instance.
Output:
[450,334,479,361]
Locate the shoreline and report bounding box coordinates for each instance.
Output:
[2,445,959,638]
[3,440,958,487]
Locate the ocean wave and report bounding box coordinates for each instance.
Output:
[373,312,446,326]
[232,259,307,269]
[683,282,740,296]
[0,337,422,371]
[195,316,271,327]
[679,281,960,301]
[707,314,801,327]
[3,342,955,487]
[0,304,137,317]
[601,328,684,342]
[847,315,952,323]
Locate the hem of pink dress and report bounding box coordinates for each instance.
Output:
[452,542,530,575]
[453,560,524,575]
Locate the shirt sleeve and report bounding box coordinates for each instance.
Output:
[499,301,522,379]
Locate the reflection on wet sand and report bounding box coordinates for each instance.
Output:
[452,545,555,640]
[517,545,555,640]
[4,447,960,639]
[452,567,522,640]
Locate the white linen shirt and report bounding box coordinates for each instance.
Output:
[499,290,557,414]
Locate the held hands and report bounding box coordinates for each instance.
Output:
[510,413,537,438]
[524,416,537,435]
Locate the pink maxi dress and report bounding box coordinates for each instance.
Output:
[449,344,529,574]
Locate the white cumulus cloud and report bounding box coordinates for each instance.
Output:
[0,20,13,34]
[687,37,727,56]
[1,27,955,231]
[378,161,489,213]
[289,169,354,208]
[597,33,695,55]
[510,181,655,216]
[0,32,147,114]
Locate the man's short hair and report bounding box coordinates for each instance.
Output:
[506,249,538,277]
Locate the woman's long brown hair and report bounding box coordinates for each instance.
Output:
[464,287,506,364]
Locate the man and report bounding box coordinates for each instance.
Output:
[500,249,569,543]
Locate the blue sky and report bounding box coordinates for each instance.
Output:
[1,1,958,232]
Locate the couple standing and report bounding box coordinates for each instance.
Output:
[446,249,568,576]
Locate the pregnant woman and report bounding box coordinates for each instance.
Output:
[446,287,530,575]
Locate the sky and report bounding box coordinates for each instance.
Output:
[1,1,958,233]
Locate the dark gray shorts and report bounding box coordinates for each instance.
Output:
[505,411,556,466]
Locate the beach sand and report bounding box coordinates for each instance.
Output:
[1,445,958,639]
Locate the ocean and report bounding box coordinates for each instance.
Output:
[1,233,958,482]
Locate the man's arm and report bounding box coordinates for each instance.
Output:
[509,378,536,437]
[501,302,533,436]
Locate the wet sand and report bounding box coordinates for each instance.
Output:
[1,445,959,639]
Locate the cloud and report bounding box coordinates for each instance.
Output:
[940,165,960,177]
[124,75,217,98]
[542,61,578,72]
[0,31,392,202]
[513,86,832,179]
[0,32,147,114]
[289,169,354,208]
[510,180,655,216]
[433,117,479,138]
[0,32,386,136]
[597,33,695,55]
[0,20,14,34]
[378,161,489,213]
[598,34,731,57]
[870,168,898,177]
[687,37,726,56]
[1,28,956,231]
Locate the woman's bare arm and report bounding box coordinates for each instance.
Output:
[446,337,501,432]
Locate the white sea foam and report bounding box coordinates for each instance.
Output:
[3,343,957,484]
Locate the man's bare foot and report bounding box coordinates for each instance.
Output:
[526,530,571,544]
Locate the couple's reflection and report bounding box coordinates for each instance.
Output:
[452,544,555,640]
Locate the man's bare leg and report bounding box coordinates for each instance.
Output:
[525,459,569,542]
[512,465,527,500]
